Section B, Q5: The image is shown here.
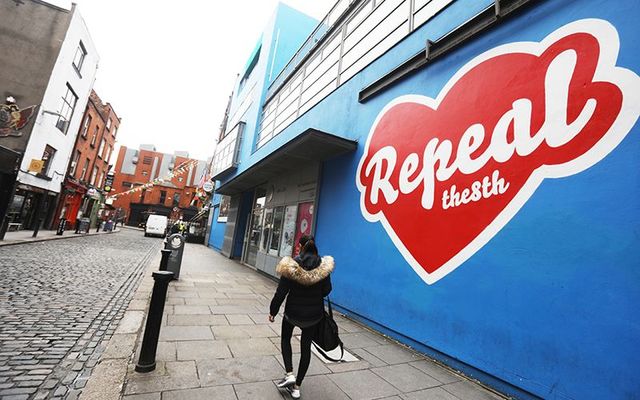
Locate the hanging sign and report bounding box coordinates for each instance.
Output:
[28,159,44,174]
[356,19,640,284]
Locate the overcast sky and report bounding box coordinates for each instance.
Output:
[47,0,336,162]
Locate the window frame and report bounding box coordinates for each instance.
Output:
[41,145,57,176]
[72,41,87,75]
[56,84,78,134]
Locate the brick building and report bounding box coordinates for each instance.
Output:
[111,145,208,227]
[54,89,120,229]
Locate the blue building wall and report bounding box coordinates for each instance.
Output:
[208,3,318,251]
[213,0,640,398]
[208,193,224,250]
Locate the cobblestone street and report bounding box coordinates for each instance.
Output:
[0,229,160,400]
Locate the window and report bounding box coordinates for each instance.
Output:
[269,206,285,255]
[91,126,98,146]
[172,193,180,207]
[81,115,91,137]
[142,171,148,176]
[81,158,90,181]
[106,118,112,131]
[143,156,153,165]
[97,171,104,188]
[159,190,167,204]
[41,145,56,175]
[90,166,98,185]
[98,138,106,159]
[70,150,81,176]
[178,176,183,182]
[122,181,133,188]
[112,126,117,138]
[72,41,87,73]
[105,146,112,163]
[56,84,78,134]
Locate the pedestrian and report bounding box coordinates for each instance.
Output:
[74,209,83,234]
[269,235,334,399]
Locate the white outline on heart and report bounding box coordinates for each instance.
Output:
[356,19,640,285]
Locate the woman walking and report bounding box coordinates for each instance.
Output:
[269,235,334,399]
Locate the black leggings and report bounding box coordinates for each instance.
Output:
[281,318,318,386]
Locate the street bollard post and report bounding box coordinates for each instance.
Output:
[159,249,172,271]
[135,270,174,373]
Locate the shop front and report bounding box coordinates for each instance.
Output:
[6,184,58,231]
[214,129,356,278]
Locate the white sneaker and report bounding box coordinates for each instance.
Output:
[276,373,296,388]
[286,386,301,399]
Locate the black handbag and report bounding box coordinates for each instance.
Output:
[312,297,344,362]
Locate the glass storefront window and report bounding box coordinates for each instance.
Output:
[279,204,298,257]
[261,208,273,252]
[269,206,284,255]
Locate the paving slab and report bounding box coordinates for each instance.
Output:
[409,360,462,385]
[371,364,441,392]
[402,386,461,400]
[234,381,285,400]
[167,314,229,326]
[328,369,400,400]
[158,326,214,341]
[176,340,232,360]
[197,356,284,387]
[161,385,237,400]
[441,380,504,400]
[226,338,280,357]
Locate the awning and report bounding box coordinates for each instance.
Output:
[216,128,357,195]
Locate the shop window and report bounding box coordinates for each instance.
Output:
[261,208,273,252]
[159,190,167,204]
[56,84,77,134]
[72,41,87,74]
[41,145,56,175]
[269,206,285,255]
[279,205,298,257]
[172,193,180,207]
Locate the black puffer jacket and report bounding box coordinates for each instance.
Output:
[269,253,334,323]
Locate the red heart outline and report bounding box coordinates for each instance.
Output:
[356,19,640,284]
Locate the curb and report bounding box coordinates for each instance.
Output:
[0,229,121,247]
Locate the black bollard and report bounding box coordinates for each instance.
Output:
[135,270,174,373]
[159,249,172,271]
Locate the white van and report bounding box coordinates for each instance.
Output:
[145,215,168,237]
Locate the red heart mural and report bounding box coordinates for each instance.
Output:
[356,19,640,284]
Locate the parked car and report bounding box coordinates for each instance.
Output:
[144,215,168,237]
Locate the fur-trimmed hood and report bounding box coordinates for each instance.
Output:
[276,256,334,286]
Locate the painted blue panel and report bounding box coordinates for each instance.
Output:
[208,206,224,251]
[309,1,640,399]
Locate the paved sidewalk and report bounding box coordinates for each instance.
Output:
[0,227,119,247]
[84,244,507,400]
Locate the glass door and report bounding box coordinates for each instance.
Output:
[242,187,266,266]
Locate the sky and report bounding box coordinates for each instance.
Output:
[47,0,336,162]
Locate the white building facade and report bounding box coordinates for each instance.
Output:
[15,5,99,228]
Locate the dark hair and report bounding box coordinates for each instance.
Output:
[299,234,318,255]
